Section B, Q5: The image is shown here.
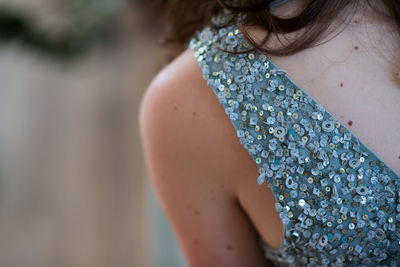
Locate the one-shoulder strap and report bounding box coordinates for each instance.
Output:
[189,24,300,192]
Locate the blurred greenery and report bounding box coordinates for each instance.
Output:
[0,0,127,58]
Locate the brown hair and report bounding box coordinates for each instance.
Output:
[154,0,400,56]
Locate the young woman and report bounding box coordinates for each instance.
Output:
[139,0,400,266]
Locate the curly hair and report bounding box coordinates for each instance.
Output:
[154,0,400,56]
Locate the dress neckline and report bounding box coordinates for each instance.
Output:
[252,50,400,179]
[221,23,400,178]
[255,43,400,253]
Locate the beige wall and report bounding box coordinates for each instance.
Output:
[0,5,184,267]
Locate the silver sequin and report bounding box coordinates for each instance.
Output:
[190,21,400,266]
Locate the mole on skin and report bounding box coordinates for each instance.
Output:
[194,209,200,215]
[340,82,344,87]
[354,46,359,50]
[348,120,353,126]
[173,105,178,111]
[226,244,233,251]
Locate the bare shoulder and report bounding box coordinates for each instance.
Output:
[139,47,255,194]
[138,48,270,267]
[139,48,242,194]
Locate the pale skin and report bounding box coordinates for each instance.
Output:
[139,1,400,266]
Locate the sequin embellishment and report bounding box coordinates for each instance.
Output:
[189,19,400,267]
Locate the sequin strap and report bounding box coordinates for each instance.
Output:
[189,25,303,188]
[189,26,271,181]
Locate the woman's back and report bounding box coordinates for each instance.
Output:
[140,0,400,265]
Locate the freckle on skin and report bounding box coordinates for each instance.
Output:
[348,120,353,126]
[192,111,196,116]
[194,209,200,215]
[173,106,178,111]
[193,239,199,246]
[354,20,359,24]
[354,46,359,50]
[340,82,343,87]
[226,245,233,251]
[220,184,225,189]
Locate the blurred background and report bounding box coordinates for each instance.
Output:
[0,0,185,266]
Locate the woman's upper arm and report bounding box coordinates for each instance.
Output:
[139,49,271,267]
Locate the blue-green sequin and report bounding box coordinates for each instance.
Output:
[189,13,400,267]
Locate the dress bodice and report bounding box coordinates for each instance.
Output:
[188,11,400,266]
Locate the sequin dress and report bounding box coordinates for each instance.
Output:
[188,11,400,267]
